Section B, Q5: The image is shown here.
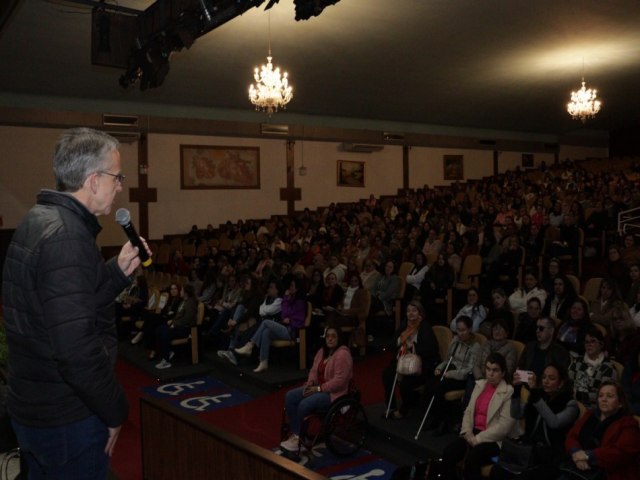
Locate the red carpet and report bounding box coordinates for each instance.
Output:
[111,350,392,479]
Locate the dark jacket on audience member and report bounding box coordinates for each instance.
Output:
[517,341,571,380]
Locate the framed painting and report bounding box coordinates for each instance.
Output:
[443,154,464,180]
[337,160,365,187]
[180,145,260,189]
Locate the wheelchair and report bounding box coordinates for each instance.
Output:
[280,384,368,458]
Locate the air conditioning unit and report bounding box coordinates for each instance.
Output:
[261,123,289,135]
[108,131,141,144]
[103,114,139,127]
[341,143,384,153]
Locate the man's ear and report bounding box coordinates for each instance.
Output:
[86,172,99,194]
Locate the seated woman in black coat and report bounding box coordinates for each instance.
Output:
[382,300,439,419]
[489,363,579,479]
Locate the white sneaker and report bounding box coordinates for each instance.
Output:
[220,350,237,366]
[131,331,144,345]
[234,342,254,356]
[280,434,299,452]
[253,360,268,373]
[155,359,172,369]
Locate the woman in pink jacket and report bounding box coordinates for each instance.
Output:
[280,325,353,452]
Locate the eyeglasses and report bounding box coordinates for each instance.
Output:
[99,171,126,184]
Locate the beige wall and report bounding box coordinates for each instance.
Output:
[148,134,288,239]
[408,147,494,188]
[0,125,612,247]
[0,126,138,246]
[294,141,403,209]
[559,144,609,161]
[497,151,556,173]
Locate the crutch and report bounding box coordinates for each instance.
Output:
[414,342,458,439]
[384,370,400,419]
[384,345,405,419]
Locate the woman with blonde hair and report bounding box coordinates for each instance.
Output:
[382,300,439,419]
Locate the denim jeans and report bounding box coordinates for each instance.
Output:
[284,386,331,435]
[250,320,291,362]
[11,414,109,480]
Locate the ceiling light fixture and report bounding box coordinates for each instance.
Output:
[567,58,601,123]
[249,11,293,117]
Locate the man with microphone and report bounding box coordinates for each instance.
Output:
[2,127,150,479]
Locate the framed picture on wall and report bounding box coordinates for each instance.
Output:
[337,160,365,187]
[443,155,464,180]
[180,145,260,189]
[522,153,534,168]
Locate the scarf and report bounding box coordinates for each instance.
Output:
[400,316,421,346]
[584,352,605,376]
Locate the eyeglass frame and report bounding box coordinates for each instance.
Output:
[99,171,126,184]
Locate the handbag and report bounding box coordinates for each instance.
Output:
[396,344,422,376]
[496,438,535,474]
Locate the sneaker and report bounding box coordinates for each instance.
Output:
[219,350,237,366]
[155,359,172,370]
[280,434,299,452]
[234,342,254,356]
[168,351,175,361]
[131,331,144,345]
[253,360,268,373]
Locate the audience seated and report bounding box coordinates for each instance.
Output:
[609,302,640,365]
[625,262,640,307]
[525,381,640,480]
[140,157,640,469]
[568,326,617,408]
[508,270,547,315]
[382,301,439,420]
[424,315,482,435]
[440,352,518,480]
[216,276,262,366]
[480,288,513,338]
[490,363,579,479]
[154,284,198,370]
[451,287,487,333]
[542,274,577,324]
[233,280,284,372]
[557,297,592,356]
[512,297,543,344]
[135,282,181,353]
[516,316,571,383]
[590,277,625,328]
[280,325,353,453]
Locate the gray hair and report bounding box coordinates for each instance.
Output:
[53,128,120,192]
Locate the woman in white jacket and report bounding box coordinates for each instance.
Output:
[451,287,487,333]
[441,352,518,480]
[507,270,547,314]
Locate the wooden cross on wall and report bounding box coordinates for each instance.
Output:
[279,140,301,216]
[127,134,157,239]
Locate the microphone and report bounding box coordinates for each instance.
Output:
[115,208,152,267]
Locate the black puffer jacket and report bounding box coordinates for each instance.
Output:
[2,190,130,428]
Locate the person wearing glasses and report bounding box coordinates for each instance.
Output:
[515,317,570,385]
[568,327,617,409]
[3,128,148,478]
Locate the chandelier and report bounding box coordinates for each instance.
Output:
[567,60,601,123]
[249,13,293,117]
